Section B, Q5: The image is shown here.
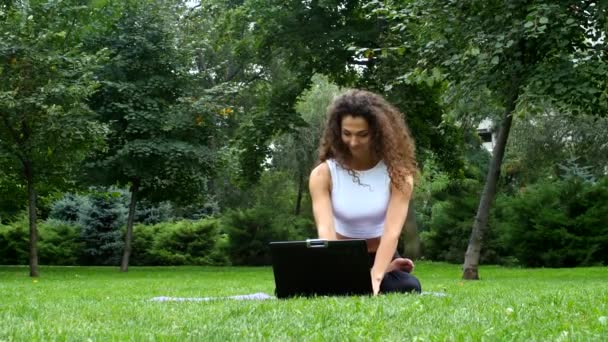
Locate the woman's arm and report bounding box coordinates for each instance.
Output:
[371,174,414,295]
[309,163,337,240]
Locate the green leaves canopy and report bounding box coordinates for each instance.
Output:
[0,0,107,198]
[84,1,213,203]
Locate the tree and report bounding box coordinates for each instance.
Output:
[84,1,214,272]
[504,112,608,186]
[272,74,342,215]
[369,0,607,278]
[0,0,107,276]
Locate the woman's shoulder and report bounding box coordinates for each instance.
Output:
[310,161,331,179]
[309,161,333,192]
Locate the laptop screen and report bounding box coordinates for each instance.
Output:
[269,239,372,298]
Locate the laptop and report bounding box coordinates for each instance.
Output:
[269,239,373,299]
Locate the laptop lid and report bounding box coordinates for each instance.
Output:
[269,239,372,299]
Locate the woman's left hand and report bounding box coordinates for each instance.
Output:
[371,272,382,295]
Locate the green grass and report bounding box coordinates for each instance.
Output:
[1,263,607,341]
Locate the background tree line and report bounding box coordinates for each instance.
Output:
[1,0,606,277]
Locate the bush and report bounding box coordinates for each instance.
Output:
[49,194,90,223]
[38,219,82,265]
[494,178,608,267]
[78,192,127,265]
[128,223,161,266]
[419,177,503,264]
[221,207,314,266]
[135,201,175,225]
[0,215,83,266]
[130,219,228,266]
[0,217,29,265]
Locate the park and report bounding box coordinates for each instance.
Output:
[1,0,607,340]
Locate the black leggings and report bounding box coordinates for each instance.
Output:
[368,252,422,294]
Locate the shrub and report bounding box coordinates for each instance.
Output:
[153,219,221,265]
[135,201,174,225]
[494,178,608,267]
[0,215,83,266]
[129,223,162,266]
[49,194,90,223]
[78,192,127,265]
[419,178,503,264]
[0,217,29,265]
[221,207,314,266]
[130,219,228,266]
[38,219,82,265]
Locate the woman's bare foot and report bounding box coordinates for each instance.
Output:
[388,258,415,273]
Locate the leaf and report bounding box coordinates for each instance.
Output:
[432,67,442,81]
[539,17,548,24]
[491,56,499,65]
[524,21,534,28]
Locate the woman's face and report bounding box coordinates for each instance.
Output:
[341,115,372,158]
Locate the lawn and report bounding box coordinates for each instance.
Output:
[1,263,607,341]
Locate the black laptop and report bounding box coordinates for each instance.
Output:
[269,239,373,299]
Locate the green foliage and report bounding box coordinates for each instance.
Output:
[220,208,281,266]
[49,193,90,223]
[78,192,126,265]
[0,164,25,222]
[1,214,83,266]
[38,219,82,266]
[0,218,28,265]
[213,170,315,265]
[134,201,175,225]
[221,207,314,266]
[368,0,607,116]
[0,0,108,189]
[494,177,608,267]
[84,1,213,203]
[415,144,499,263]
[50,190,177,225]
[128,219,228,266]
[0,0,109,274]
[273,74,341,172]
[419,172,502,264]
[505,113,608,186]
[221,207,276,266]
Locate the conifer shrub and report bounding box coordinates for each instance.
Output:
[494,178,608,267]
[0,217,28,265]
[38,219,82,265]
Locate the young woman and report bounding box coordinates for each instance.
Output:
[309,89,421,295]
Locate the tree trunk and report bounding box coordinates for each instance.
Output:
[402,202,420,259]
[120,178,140,272]
[294,168,304,216]
[462,92,518,280]
[24,161,39,277]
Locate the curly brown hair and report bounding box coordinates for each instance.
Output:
[317,89,417,192]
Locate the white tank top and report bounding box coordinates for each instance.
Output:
[326,159,391,239]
